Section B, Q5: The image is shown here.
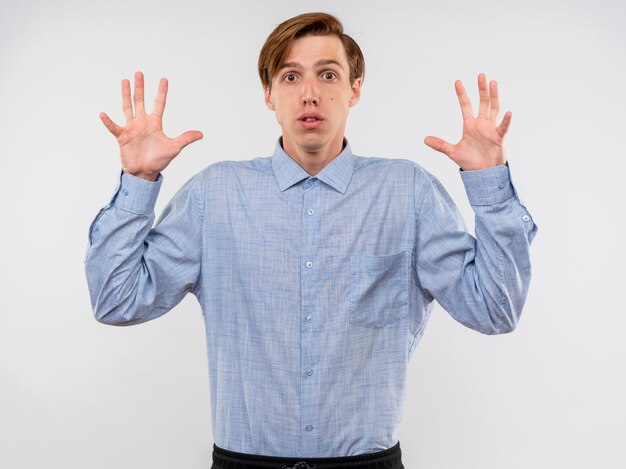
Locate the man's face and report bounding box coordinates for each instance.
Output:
[265,35,361,158]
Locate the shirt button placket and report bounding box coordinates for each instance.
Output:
[300,177,320,451]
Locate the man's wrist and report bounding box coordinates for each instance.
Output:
[460,164,514,206]
[114,172,163,215]
[123,169,159,182]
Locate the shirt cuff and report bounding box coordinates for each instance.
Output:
[460,164,515,206]
[111,172,163,215]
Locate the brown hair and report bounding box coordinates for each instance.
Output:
[258,12,365,90]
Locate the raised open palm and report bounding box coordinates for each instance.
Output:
[424,73,512,171]
[99,71,203,181]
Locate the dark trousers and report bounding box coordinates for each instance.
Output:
[211,442,404,469]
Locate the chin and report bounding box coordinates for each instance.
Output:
[300,142,325,153]
[295,135,327,153]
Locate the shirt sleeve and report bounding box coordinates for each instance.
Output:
[84,171,204,326]
[413,164,537,334]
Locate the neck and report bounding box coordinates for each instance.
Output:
[281,136,345,176]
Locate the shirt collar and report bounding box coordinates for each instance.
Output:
[271,138,355,194]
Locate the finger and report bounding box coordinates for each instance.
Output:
[133,71,145,115]
[153,78,168,118]
[477,73,489,118]
[455,80,473,121]
[99,112,123,138]
[424,136,454,157]
[174,130,204,150]
[489,80,500,122]
[121,78,133,121]
[496,111,513,138]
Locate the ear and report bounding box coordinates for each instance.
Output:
[264,87,275,111]
[348,77,362,107]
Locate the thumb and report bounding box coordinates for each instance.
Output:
[424,136,454,157]
[175,130,204,150]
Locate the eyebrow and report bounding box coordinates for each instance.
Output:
[279,59,344,70]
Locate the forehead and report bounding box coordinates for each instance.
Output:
[281,35,348,69]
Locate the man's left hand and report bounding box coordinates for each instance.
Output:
[424,73,511,170]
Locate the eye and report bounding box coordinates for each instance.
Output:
[283,73,298,83]
[322,71,337,81]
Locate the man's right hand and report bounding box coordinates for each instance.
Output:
[99,71,203,181]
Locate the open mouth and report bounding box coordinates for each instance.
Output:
[299,113,323,123]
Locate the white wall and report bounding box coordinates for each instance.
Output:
[1,0,624,467]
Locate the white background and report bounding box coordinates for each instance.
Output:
[1,0,624,467]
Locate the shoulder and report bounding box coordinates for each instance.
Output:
[352,154,435,185]
[351,154,445,210]
[197,157,272,180]
[190,157,273,192]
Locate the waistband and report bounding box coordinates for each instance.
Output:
[212,442,403,469]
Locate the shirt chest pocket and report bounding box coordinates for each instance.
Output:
[349,251,410,329]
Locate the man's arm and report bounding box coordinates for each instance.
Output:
[85,72,204,324]
[416,74,537,333]
[84,172,204,325]
[414,164,536,334]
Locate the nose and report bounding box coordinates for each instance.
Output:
[301,78,319,106]
[302,94,319,105]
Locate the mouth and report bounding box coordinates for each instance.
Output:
[298,113,323,121]
[298,113,324,129]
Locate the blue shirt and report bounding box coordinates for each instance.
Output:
[85,140,537,458]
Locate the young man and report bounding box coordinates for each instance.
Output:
[87,12,537,469]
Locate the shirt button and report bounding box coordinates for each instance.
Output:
[306,261,313,269]
[522,215,530,222]
[498,182,505,189]
[305,316,312,323]
[305,425,314,432]
[306,369,313,376]
[307,209,315,216]
[122,189,129,196]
